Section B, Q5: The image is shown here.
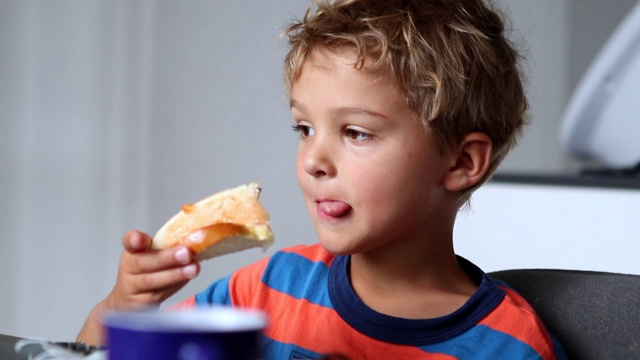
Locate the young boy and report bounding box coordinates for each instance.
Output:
[78,0,566,358]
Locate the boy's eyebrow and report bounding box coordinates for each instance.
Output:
[290,99,389,120]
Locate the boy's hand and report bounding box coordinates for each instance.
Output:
[77,230,200,345]
[104,230,200,311]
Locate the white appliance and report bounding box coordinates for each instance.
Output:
[560,1,640,168]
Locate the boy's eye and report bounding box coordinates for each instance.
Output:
[292,124,314,138]
[345,128,371,142]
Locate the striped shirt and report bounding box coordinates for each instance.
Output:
[176,244,566,359]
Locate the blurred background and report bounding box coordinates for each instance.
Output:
[1,0,638,341]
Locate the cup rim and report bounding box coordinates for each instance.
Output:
[103,306,267,333]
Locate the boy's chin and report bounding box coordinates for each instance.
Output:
[317,237,359,256]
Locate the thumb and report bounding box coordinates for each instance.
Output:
[122,230,153,253]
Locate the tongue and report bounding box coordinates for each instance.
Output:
[318,201,351,217]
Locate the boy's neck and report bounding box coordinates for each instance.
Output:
[349,235,478,319]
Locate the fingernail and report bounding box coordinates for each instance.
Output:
[130,232,143,248]
[175,247,190,264]
[183,264,197,278]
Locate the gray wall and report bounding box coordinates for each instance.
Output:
[0,0,637,341]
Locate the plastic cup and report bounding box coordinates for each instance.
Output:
[103,307,267,360]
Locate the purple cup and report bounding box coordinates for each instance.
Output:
[104,307,267,360]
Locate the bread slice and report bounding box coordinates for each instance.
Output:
[152,182,274,261]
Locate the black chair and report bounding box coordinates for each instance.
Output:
[489,269,640,360]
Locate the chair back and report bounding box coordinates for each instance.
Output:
[489,269,640,360]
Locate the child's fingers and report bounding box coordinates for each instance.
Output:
[108,231,200,311]
[108,263,199,310]
[130,263,200,295]
[124,246,194,275]
[122,230,152,253]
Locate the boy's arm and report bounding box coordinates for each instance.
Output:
[76,300,111,345]
[76,230,200,345]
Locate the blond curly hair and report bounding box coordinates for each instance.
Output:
[283,0,528,203]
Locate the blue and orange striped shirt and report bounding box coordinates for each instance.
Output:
[176,244,566,359]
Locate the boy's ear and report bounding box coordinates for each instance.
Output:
[443,132,492,192]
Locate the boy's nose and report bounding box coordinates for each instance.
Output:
[301,137,336,178]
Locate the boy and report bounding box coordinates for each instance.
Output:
[78,0,567,358]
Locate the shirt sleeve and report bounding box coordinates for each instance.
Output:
[189,255,272,307]
[166,295,197,310]
[193,274,234,306]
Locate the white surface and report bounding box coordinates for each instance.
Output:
[561,1,640,167]
[455,181,640,275]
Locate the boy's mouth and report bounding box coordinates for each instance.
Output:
[316,200,352,219]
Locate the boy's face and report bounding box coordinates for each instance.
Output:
[290,47,456,255]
